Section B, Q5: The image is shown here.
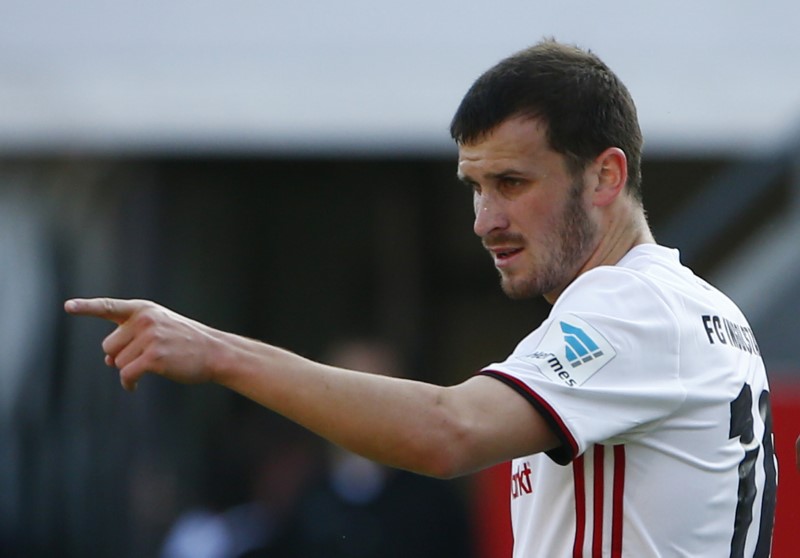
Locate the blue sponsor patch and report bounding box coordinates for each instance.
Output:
[561,321,605,368]
[517,315,616,387]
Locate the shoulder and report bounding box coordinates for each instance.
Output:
[556,264,675,324]
[538,249,691,363]
[556,244,694,315]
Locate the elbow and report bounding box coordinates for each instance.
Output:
[427,461,471,481]
[420,453,466,480]
[423,435,485,480]
[410,410,480,480]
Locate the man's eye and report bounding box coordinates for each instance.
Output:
[501,177,523,187]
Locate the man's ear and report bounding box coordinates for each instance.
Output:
[592,147,628,207]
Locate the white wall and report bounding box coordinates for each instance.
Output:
[1,0,799,155]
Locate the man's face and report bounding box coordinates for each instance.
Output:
[457,116,598,301]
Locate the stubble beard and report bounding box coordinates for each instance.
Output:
[499,178,597,300]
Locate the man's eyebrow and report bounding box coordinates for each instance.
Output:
[458,168,525,183]
[487,168,525,179]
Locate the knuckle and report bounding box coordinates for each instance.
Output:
[136,309,159,329]
[145,345,166,366]
[134,302,150,316]
[143,325,164,347]
[102,298,114,314]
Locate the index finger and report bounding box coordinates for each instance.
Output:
[64,297,141,324]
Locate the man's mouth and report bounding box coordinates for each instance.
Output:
[494,247,523,260]
[483,234,526,267]
[488,246,523,267]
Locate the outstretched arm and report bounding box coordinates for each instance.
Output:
[64,297,559,478]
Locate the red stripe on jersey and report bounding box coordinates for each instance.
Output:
[572,455,586,558]
[592,445,605,558]
[611,445,626,558]
[573,445,626,557]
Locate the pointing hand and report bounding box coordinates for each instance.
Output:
[64,298,218,391]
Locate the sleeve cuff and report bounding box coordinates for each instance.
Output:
[480,369,578,466]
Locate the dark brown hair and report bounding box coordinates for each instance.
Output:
[450,39,643,201]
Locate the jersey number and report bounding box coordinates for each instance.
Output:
[728,384,776,558]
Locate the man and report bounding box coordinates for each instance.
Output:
[65,40,777,557]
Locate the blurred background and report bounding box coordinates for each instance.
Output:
[1,1,800,556]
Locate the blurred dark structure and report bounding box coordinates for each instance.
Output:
[1,139,799,556]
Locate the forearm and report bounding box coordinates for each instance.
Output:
[64,297,557,478]
[209,330,470,478]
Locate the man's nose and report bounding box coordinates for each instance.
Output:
[473,195,509,237]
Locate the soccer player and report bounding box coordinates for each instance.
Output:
[65,40,777,557]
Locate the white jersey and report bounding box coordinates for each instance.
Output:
[481,244,777,558]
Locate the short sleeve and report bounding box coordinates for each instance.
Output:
[480,268,687,465]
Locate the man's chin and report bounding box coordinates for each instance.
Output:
[500,277,542,301]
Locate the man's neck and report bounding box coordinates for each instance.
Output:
[544,209,654,305]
